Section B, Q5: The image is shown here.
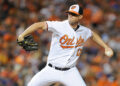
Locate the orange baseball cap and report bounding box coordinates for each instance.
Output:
[66,4,83,15]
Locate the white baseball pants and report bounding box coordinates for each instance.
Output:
[28,65,86,86]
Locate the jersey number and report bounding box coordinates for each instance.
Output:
[77,48,82,56]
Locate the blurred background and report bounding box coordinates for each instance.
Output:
[0,0,120,86]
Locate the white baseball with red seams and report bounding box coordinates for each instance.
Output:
[28,20,92,86]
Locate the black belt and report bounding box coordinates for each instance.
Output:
[48,63,70,71]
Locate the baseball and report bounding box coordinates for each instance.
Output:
[105,51,112,57]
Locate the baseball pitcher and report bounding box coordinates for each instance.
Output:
[17,4,113,86]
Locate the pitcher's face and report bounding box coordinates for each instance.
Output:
[68,13,83,25]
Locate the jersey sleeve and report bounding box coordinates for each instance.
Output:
[87,29,93,38]
[85,28,93,40]
[46,21,60,34]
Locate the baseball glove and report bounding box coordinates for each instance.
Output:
[17,35,38,51]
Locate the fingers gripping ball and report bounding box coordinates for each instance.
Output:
[17,35,38,51]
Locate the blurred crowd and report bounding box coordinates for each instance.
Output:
[0,0,120,86]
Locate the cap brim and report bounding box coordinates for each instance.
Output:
[66,10,80,15]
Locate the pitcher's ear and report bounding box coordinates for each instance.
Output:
[79,15,83,19]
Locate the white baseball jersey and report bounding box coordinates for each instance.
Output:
[46,20,92,68]
[28,20,91,86]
